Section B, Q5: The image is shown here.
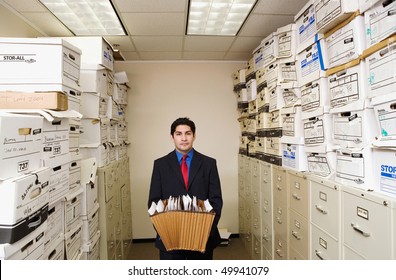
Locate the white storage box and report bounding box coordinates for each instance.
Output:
[64,187,83,234]
[80,93,109,119]
[282,143,308,171]
[294,1,321,52]
[297,39,328,86]
[371,93,396,147]
[364,0,396,47]
[372,148,396,197]
[300,77,330,119]
[80,143,110,168]
[116,142,129,160]
[256,136,266,154]
[364,35,396,99]
[82,230,100,260]
[335,147,375,189]
[80,65,114,97]
[304,113,333,148]
[332,108,379,149]
[69,156,81,190]
[0,112,43,180]
[256,112,267,136]
[0,37,81,91]
[113,83,128,105]
[0,222,47,260]
[277,24,297,59]
[64,85,82,112]
[265,137,282,157]
[264,60,280,90]
[281,82,301,107]
[80,158,98,216]
[69,118,80,151]
[256,88,269,112]
[0,167,50,244]
[44,201,64,251]
[266,110,282,132]
[64,222,82,260]
[279,59,298,83]
[359,0,382,13]
[256,67,266,91]
[42,117,70,159]
[61,36,114,71]
[253,43,265,71]
[245,57,255,81]
[307,150,337,177]
[249,99,258,117]
[116,121,128,143]
[237,88,248,110]
[280,105,304,144]
[41,234,64,260]
[314,0,359,33]
[328,59,369,113]
[268,85,284,112]
[81,203,99,243]
[80,118,110,146]
[44,153,70,204]
[232,68,246,89]
[260,32,278,67]
[324,15,366,68]
[246,79,257,101]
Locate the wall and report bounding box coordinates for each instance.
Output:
[115,61,245,239]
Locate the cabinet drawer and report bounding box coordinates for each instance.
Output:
[311,224,341,260]
[288,171,309,217]
[289,209,309,258]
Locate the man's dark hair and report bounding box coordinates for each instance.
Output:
[171,117,196,135]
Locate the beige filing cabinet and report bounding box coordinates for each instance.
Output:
[260,161,273,260]
[97,157,132,260]
[309,175,342,260]
[342,185,396,260]
[251,158,262,260]
[272,165,288,260]
[287,170,309,260]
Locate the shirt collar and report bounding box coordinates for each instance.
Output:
[175,149,194,162]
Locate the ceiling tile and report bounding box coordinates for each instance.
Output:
[132,36,183,52]
[113,0,187,12]
[229,36,263,53]
[223,52,252,61]
[122,12,185,36]
[183,52,226,60]
[239,14,294,37]
[21,12,73,36]
[184,36,235,52]
[253,0,307,15]
[2,0,46,12]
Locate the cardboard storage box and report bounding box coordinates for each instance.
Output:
[232,68,246,90]
[314,0,359,33]
[279,59,298,83]
[0,112,43,180]
[282,143,308,171]
[0,91,68,110]
[359,0,382,13]
[363,35,396,99]
[372,148,396,197]
[0,37,81,91]
[257,32,278,68]
[63,187,83,234]
[277,24,297,59]
[281,82,301,107]
[307,150,336,178]
[0,167,50,244]
[44,200,64,252]
[371,93,396,147]
[41,234,64,260]
[304,113,333,148]
[364,0,396,47]
[300,77,330,119]
[80,65,114,97]
[268,85,284,112]
[150,210,215,253]
[281,105,304,144]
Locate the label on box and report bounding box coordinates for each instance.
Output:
[333,114,363,145]
[297,4,316,44]
[278,31,293,57]
[329,72,359,108]
[336,152,365,184]
[315,0,343,31]
[308,154,332,177]
[304,117,325,145]
[280,61,298,82]
[365,0,396,46]
[301,81,322,112]
[377,108,396,138]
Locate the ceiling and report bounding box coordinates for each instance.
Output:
[0,0,308,61]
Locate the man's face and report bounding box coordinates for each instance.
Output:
[172,124,195,154]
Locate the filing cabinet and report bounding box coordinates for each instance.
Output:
[311,224,340,260]
[342,186,396,259]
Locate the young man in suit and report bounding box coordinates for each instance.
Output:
[148,117,223,260]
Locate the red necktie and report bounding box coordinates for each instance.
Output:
[181,154,189,190]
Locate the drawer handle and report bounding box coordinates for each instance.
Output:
[351,223,371,237]
[277,186,282,191]
[315,205,328,214]
[263,179,268,183]
[262,234,269,242]
[292,193,301,200]
[276,217,282,224]
[292,231,301,240]
[315,250,324,260]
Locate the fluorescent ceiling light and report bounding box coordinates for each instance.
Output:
[187,0,257,36]
[39,0,126,35]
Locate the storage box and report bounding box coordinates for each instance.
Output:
[372,148,396,197]
[294,1,321,52]
[80,65,114,97]
[371,93,396,147]
[335,147,375,189]
[245,57,255,81]
[328,59,369,113]
[0,37,81,91]
[0,222,47,260]
[80,118,109,146]
[64,187,83,234]
[359,0,382,13]
[232,68,246,90]
[246,79,257,101]
[256,112,267,136]
[277,24,297,59]
[364,0,396,47]
[332,108,379,149]
[249,99,258,117]
[363,35,396,99]
[236,88,248,110]
[64,222,82,260]
[304,113,333,148]
[279,59,298,83]
[265,137,282,157]
[150,210,215,253]
[81,230,100,260]
[282,143,308,171]
[41,234,64,260]
[81,203,99,243]
[44,200,64,251]
[0,91,68,110]
[324,15,366,68]
[281,82,301,107]
[80,143,110,168]
[256,88,269,113]
[113,83,128,106]
[300,77,330,119]
[43,153,71,204]
[0,112,43,180]
[69,156,81,190]
[297,39,328,86]
[314,0,359,33]
[280,105,304,144]
[61,36,114,71]
[268,85,284,112]
[256,67,266,92]
[0,167,50,244]
[264,60,280,90]
[42,117,70,159]
[307,150,336,177]
[259,32,279,68]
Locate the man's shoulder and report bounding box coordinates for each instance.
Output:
[194,150,216,162]
[154,151,175,162]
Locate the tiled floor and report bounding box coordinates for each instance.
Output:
[126,237,251,260]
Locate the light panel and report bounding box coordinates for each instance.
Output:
[187,0,257,36]
[39,0,126,35]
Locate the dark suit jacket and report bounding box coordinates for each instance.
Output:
[148,149,223,252]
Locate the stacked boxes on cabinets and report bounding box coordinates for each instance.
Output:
[61,37,132,260]
[0,38,83,260]
[236,0,396,260]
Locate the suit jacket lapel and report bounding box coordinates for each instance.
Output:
[167,151,185,186]
[188,150,202,189]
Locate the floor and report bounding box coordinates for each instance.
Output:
[126,237,251,260]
